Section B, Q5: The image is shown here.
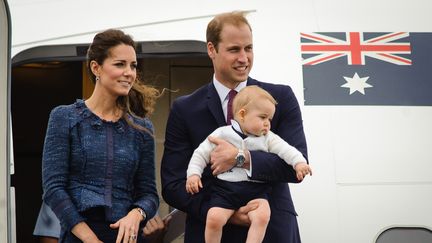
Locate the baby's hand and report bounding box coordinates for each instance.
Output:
[294,162,312,181]
[186,175,203,194]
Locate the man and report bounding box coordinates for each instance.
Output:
[161,11,308,243]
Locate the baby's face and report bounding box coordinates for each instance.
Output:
[241,98,275,136]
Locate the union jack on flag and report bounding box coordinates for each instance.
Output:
[301,32,411,65]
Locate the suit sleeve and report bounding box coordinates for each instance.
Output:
[249,85,308,183]
[161,101,211,222]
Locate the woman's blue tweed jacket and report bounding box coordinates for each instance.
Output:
[42,99,159,231]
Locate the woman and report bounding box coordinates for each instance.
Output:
[42,29,159,243]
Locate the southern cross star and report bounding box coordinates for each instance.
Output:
[341,72,373,95]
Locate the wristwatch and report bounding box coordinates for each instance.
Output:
[235,149,246,167]
[134,207,147,221]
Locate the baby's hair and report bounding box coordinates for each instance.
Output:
[232,85,277,114]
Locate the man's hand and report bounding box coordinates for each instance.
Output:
[227,200,259,226]
[142,215,172,243]
[208,136,238,175]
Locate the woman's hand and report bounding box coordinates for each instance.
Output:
[110,209,143,243]
[71,222,103,243]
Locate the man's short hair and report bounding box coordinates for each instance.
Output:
[206,11,252,51]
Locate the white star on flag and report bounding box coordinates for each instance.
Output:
[341,72,373,95]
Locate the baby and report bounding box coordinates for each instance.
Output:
[186,85,312,243]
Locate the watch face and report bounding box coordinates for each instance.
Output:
[236,154,245,166]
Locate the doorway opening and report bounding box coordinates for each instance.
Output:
[11,41,212,243]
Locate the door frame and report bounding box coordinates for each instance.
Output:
[0,0,12,242]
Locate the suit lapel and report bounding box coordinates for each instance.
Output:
[206,83,226,127]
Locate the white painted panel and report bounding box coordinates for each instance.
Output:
[337,184,432,243]
[331,107,432,184]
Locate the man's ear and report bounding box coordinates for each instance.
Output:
[207,42,216,59]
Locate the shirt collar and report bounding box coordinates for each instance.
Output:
[212,75,247,104]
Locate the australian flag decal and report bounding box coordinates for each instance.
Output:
[301,32,432,106]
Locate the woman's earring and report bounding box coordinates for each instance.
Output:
[95,76,100,82]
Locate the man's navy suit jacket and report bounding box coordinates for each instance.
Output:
[161,77,307,243]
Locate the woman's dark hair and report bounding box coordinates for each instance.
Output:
[87,29,160,131]
[86,29,136,82]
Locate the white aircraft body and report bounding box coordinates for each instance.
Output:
[1,0,431,242]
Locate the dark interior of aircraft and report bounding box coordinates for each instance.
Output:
[11,61,83,242]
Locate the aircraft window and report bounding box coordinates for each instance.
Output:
[376,227,432,243]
